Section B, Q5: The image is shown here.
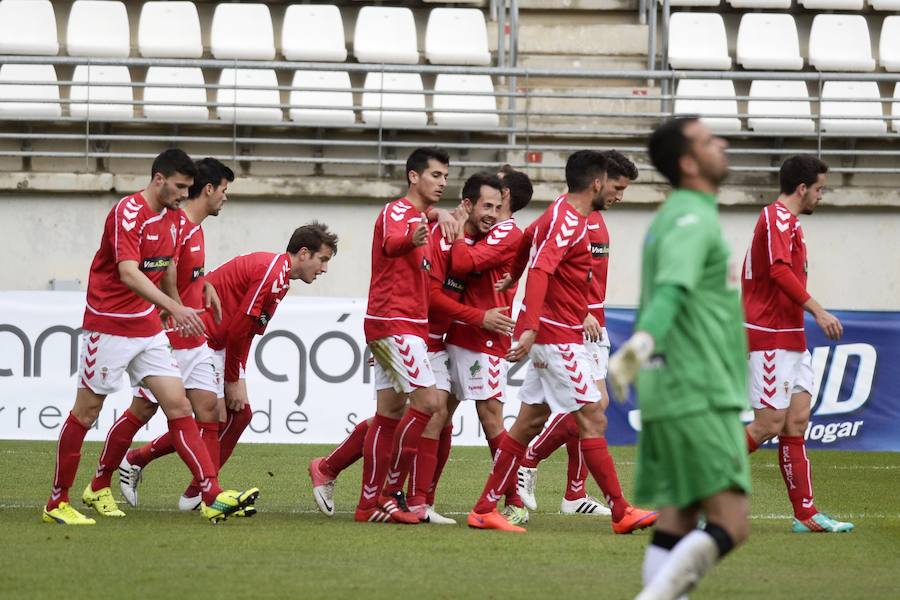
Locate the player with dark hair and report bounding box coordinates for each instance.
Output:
[516,151,651,526]
[81,157,234,512]
[608,117,750,598]
[742,155,853,533]
[42,149,258,525]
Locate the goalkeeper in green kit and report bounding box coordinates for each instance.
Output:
[608,117,751,600]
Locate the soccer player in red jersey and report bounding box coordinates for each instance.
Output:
[42,149,258,525]
[80,158,234,511]
[742,155,853,533]
[467,151,656,533]
[307,173,516,523]
[516,151,642,519]
[441,167,533,524]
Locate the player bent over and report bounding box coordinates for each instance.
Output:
[468,151,656,534]
[127,222,338,510]
[516,151,638,519]
[42,149,257,525]
[609,118,750,599]
[81,158,233,513]
[742,155,853,534]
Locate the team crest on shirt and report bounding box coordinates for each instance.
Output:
[170,224,178,246]
[422,257,431,272]
[100,366,109,382]
[258,312,271,326]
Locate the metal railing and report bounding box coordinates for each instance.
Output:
[1,55,900,175]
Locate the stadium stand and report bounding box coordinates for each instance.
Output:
[0,64,61,118]
[667,13,731,69]
[70,65,133,121]
[138,2,204,58]
[674,79,741,133]
[747,80,815,134]
[0,0,59,55]
[808,15,876,72]
[736,13,803,71]
[67,1,131,58]
[425,8,491,65]
[361,71,428,128]
[353,6,420,64]
[210,3,276,60]
[820,80,886,133]
[281,4,348,62]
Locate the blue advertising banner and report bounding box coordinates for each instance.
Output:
[598,309,900,451]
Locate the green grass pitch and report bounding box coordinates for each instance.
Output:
[1,441,898,599]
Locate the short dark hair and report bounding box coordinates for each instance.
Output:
[498,164,516,176]
[188,158,235,200]
[603,150,639,181]
[779,155,829,195]
[406,147,450,185]
[565,150,608,193]
[502,170,534,213]
[462,171,503,205]
[647,117,699,187]
[151,148,196,179]
[287,221,338,256]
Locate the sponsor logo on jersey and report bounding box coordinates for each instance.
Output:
[140,256,173,272]
[258,312,271,326]
[443,276,466,294]
[469,360,482,377]
[590,242,609,259]
[192,266,205,281]
[421,257,431,273]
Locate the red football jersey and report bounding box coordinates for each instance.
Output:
[363,198,431,343]
[445,218,522,358]
[742,201,808,351]
[516,196,592,345]
[168,212,207,350]
[82,192,180,338]
[586,211,610,325]
[204,252,292,381]
[426,225,464,352]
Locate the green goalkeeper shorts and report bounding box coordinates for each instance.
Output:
[634,409,751,509]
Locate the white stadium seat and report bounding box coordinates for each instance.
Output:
[217,68,282,123]
[70,65,133,120]
[361,72,427,128]
[67,1,130,58]
[728,0,791,8]
[288,70,355,127]
[281,5,348,62]
[674,79,741,134]
[891,82,900,132]
[737,14,803,71]
[425,9,491,66]
[354,7,419,64]
[870,0,900,9]
[879,17,900,72]
[143,67,208,121]
[0,0,59,55]
[668,13,731,70]
[432,74,498,129]
[820,81,886,134]
[0,64,61,118]
[210,4,275,60]
[809,16,876,72]
[747,80,814,134]
[138,2,202,58]
[800,0,863,8]
[660,0,720,7]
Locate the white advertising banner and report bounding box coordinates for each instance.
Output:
[0,292,527,445]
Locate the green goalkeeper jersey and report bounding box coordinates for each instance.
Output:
[635,189,748,422]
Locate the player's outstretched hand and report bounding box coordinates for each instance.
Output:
[815,309,843,341]
[224,380,248,411]
[412,213,429,247]
[203,282,223,324]
[482,306,515,335]
[169,304,205,338]
[435,208,462,241]
[608,331,655,403]
[583,313,602,343]
[495,273,514,292]
[506,329,536,363]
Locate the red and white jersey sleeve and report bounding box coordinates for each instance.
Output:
[167,213,206,350]
[586,211,610,325]
[363,198,431,343]
[742,201,808,351]
[522,196,592,345]
[426,225,458,351]
[82,192,179,338]
[445,218,523,357]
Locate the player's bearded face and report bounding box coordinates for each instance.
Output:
[801,173,826,215]
[208,180,228,216]
[599,175,628,211]
[590,173,608,211]
[159,173,193,209]
[469,186,501,234]
[411,159,449,204]
[687,122,729,185]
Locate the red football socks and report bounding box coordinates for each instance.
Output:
[407,436,439,506]
[383,407,431,495]
[779,435,818,520]
[580,437,629,521]
[564,437,588,501]
[168,416,221,505]
[183,421,221,498]
[323,419,369,479]
[47,412,89,510]
[91,409,144,492]
[474,434,526,514]
[427,425,454,506]
[520,413,573,469]
[218,404,252,468]
[746,429,759,454]
[358,414,400,510]
[127,432,175,469]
